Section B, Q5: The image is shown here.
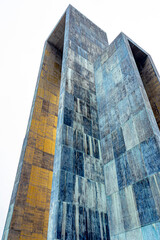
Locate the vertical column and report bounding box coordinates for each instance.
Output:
[3,42,62,240]
[48,5,110,240]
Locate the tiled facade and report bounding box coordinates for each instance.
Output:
[95,33,160,239]
[3,5,160,240]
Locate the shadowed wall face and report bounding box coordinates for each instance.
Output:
[129,41,160,130]
[4,43,62,240]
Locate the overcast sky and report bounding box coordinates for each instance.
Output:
[0,0,160,237]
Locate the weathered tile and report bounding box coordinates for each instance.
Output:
[119,186,140,231]
[115,153,132,189]
[133,178,159,226]
[104,160,118,196]
[112,127,126,159]
[122,118,139,151]
[133,108,153,143]
[126,145,147,182]
[107,192,124,236]
[101,134,114,164]
[61,145,74,173]
[118,96,131,125]
[142,222,160,240]
[64,107,73,127]
[125,228,143,240]
[73,150,84,177]
[140,136,160,175]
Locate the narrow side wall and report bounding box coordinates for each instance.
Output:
[140,57,160,128]
[3,42,62,240]
[129,43,160,131]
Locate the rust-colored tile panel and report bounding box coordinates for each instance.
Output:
[8,42,61,239]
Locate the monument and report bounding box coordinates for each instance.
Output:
[3,5,160,240]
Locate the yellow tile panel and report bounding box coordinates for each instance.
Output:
[51,140,56,155]
[45,125,53,139]
[48,171,53,190]
[34,97,43,114]
[26,185,37,207]
[36,135,44,151]
[53,128,57,141]
[44,138,55,155]
[50,93,57,105]
[27,185,47,209]
[20,236,32,240]
[37,87,44,98]
[29,165,50,188]
[47,114,55,126]
[24,146,35,164]
[54,116,58,126]
[32,233,44,240]
[37,123,46,137]
[40,115,47,124]
[30,119,39,133]
[44,90,51,102]
[10,42,61,239]
[49,103,58,115]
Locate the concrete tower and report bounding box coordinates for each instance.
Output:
[3,5,160,240]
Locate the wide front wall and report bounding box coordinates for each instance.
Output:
[3,42,62,240]
[47,6,110,240]
[95,33,160,239]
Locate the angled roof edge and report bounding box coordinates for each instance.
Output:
[47,5,69,42]
[121,32,150,57]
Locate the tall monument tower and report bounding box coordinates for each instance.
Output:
[3,5,160,240]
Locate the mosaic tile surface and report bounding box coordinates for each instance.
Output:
[3,5,160,240]
[95,33,160,239]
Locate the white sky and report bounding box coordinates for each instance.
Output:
[0,0,160,237]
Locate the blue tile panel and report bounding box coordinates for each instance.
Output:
[95,32,160,239]
[48,201,110,240]
[133,178,159,226]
